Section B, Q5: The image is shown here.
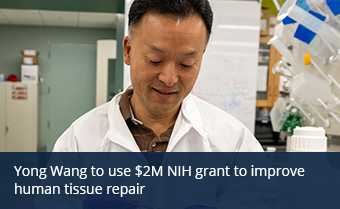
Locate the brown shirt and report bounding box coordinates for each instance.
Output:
[119,88,173,152]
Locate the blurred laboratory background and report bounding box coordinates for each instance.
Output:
[0,0,340,152]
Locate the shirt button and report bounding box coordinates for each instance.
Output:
[152,142,157,147]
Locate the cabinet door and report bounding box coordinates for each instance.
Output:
[0,83,5,151]
[5,82,37,152]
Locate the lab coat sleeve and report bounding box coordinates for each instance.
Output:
[189,95,263,152]
[53,125,79,152]
[52,102,111,152]
[237,126,264,152]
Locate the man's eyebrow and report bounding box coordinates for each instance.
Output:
[147,44,198,56]
[183,50,198,56]
[147,44,164,53]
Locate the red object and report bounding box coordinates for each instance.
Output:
[6,74,18,82]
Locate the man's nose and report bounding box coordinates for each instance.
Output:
[158,63,179,87]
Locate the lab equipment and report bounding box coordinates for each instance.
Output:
[259,107,270,123]
[325,0,340,25]
[304,54,340,90]
[290,71,332,105]
[307,0,330,22]
[269,0,340,135]
[307,102,330,127]
[289,98,315,126]
[290,126,327,152]
[281,103,303,135]
[268,36,305,75]
[317,98,340,124]
[272,59,293,79]
[278,0,340,48]
[270,97,290,132]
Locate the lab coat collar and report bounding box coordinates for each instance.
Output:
[100,86,209,152]
[99,86,141,152]
[181,94,207,135]
[166,94,210,152]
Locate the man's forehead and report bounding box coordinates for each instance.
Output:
[146,43,199,56]
[129,11,208,47]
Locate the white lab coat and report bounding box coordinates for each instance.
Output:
[53,87,262,152]
[48,88,282,209]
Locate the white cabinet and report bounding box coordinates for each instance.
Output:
[0,82,37,152]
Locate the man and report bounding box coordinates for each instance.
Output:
[47,1,282,208]
[53,0,262,152]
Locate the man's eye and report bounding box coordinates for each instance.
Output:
[181,64,193,68]
[150,60,162,65]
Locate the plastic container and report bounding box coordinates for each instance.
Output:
[290,126,327,152]
[270,98,290,132]
[278,0,340,48]
[268,36,305,75]
[290,71,332,105]
[274,22,297,46]
[303,54,332,84]
[301,35,325,56]
[272,59,293,79]
[259,107,269,123]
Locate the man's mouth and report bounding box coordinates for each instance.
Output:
[152,88,176,95]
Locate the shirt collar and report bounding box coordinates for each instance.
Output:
[129,104,144,125]
[118,86,205,134]
[118,86,143,125]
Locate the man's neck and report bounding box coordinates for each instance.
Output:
[130,96,179,136]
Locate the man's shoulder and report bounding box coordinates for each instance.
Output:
[71,102,110,129]
[185,94,262,152]
[53,100,113,151]
[185,93,249,135]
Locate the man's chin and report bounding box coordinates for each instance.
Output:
[148,104,180,117]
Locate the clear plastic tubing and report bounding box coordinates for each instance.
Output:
[268,36,304,75]
[278,0,340,49]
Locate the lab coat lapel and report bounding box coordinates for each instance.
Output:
[99,93,140,152]
[167,94,212,152]
[99,92,212,152]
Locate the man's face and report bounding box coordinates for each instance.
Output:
[123,12,207,118]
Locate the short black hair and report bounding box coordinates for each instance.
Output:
[128,0,213,44]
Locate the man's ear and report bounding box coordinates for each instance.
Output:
[123,36,131,65]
